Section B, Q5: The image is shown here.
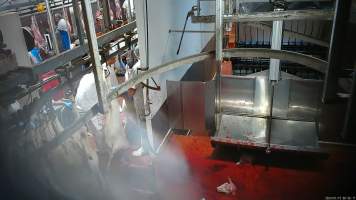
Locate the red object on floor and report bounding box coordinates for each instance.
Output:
[153,135,356,200]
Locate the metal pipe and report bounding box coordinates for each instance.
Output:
[45,0,60,54]
[197,0,201,16]
[266,81,275,154]
[269,9,283,81]
[108,52,212,100]
[102,0,111,30]
[176,12,191,55]
[127,0,133,21]
[81,0,108,113]
[215,0,223,129]
[108,48,328,101]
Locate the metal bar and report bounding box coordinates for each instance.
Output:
[101,0,111,30]
[169,29,215,33]
[45,0,60,54]
[176,13,191,55]
[269,15,283,81]
[191,9,334,23]
[107,52,213,101]
[342,66,356,139]
[322,0,352,103]
[155,128,172,154]
[108,48,327,101]
[33,105,98,156]
[81,0,108,113]
[216,0,223,129]
[266,81,275,154]
[127,0,133,21]
[197,0,201,16]
[32,21,137,75]
[223,48,327,73]
[72,0,84,45]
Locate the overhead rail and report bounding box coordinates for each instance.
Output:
[191,9,334,23]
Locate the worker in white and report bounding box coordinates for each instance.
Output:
[122,46,150,157]
[75,64,129,167]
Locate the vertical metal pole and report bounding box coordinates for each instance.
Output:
[72,0,84,45]
[266,8,283,153]
[342,65,356,139]
[322,0,351,103]
[197,0,201,16]
[102,0,111,31]
[81,0,108,113]
[215,0,223,129]
[45,0,60,54]
[127,0,133,21]
[269,15,283,81]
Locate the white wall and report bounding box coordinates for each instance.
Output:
[134,0,215,115]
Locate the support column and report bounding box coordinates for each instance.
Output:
[322,0,351,103]
[102,0,111,31]
[342,65,356,140]
[72,0,84,45]
[215,0,223,129]
[269,14,283,81]
[266,7,284,153]
[45,0,60,54]
[81,0,108,113]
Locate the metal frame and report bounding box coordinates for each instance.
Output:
[32,21,137,75]
[244,22,329,47]
[108,52,213,101]
[191,9,334,23]
[24,47,327,155]
[108,48,327,101]
[215,0,223,129]
[223,48,327,73]
[44,0,60,54]
[81,0,108,113]
[322,0,352,103]
[225,9,334,22]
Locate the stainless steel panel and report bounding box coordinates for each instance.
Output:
[217,114,267,143]
[182,82,206,132]
[270,119,319,148]
[205,80,216,132]
[253,76,271,116]
[269,19,283,81]
[272,79,290,118]
[288,80,322,121]
[216,114,319,150]
[167,81,183,129]
[221,76,255,114]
